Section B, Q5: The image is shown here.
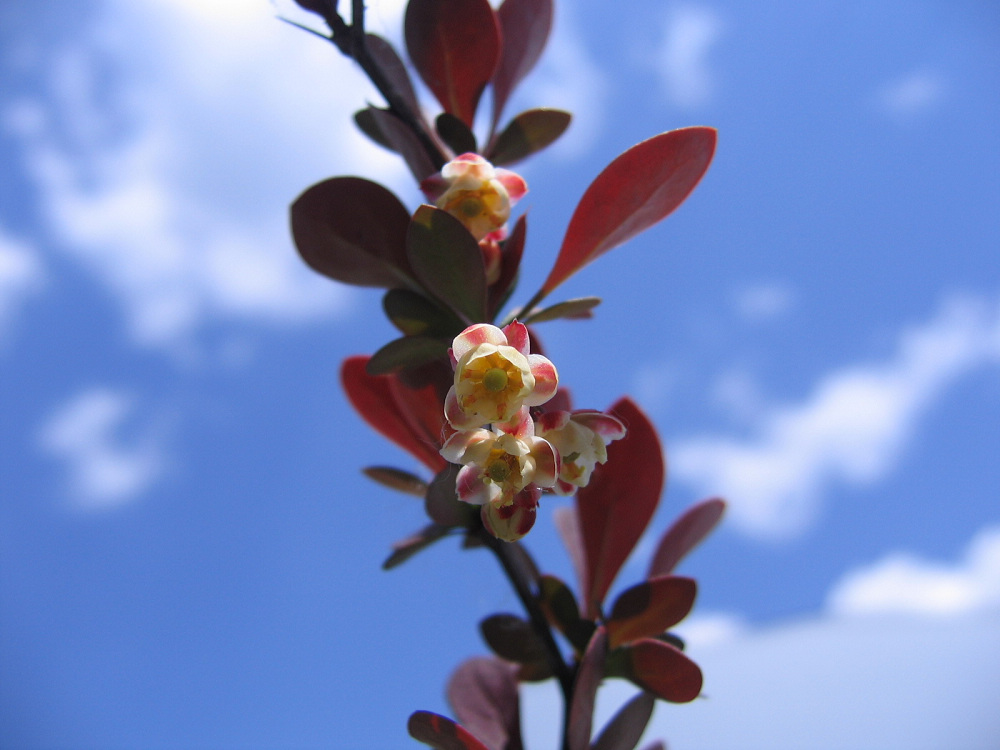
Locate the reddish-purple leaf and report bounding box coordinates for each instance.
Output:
[537,574,595,654]
[362,466,428,496]
[365,33,423,121]
[447,657,524,750]
[622,639,702,704]
[488,215,526,319]
[647,498,726,578]
[638,742,666,750]
[553,506,586,594]
[366,334,450,375]
[436,112,478,155]
[488,108,570,166]
[383,523,450,570]
[291,177,413,288]
[567,626,608,750]
[523,296,600,324]
[408,711,491,750]
[605,576,697,649]
[408,205,488,323]
[341,356,447,472]
[541,127,717,295]
[425,465,477,527]
[590,691,655,750]
[492,0,554,131]
[405,0,502,127]
[368,107,440,181]
[576,398,665,619]
[480,614,549,667]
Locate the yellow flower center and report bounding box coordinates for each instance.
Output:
[486,460,512,483]
[482,367,509,393]
[459,196,483,218]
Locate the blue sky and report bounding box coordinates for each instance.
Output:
[1,1,998,748]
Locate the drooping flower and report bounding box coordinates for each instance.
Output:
[420,153,527,242]
[445,321,558,430]
[535,410,627,495]
[481,486,541,542]
[440,408,559,508]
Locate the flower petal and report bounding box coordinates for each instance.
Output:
[501,320,530,355]
[572,411,627,440]
[522,354,558,406]
[441,427,494,464]
[453,323,508,360]
[528,437,559,488]
[456,464,498,505]
[445,385,486,430]
[496,168,528,203]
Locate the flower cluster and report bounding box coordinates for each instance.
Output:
[439,321,624,540]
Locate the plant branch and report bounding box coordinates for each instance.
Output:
[481,530,574,750]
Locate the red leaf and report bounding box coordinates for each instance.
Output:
[605,576,697,649]
[576,398,664,619]
[623,639,702,704]
[405,0,502,127]
[341,356,447,472]
[647,497,726,578]
[447,657,523,750]
[567,626,607,750]
[552,506,585,595]
[590,691,655,750]
[408,711,491,750]
[291,177,413,288]
[541,127,717,295]
[491,0,554,132]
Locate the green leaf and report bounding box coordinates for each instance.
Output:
[522,296,601,324]
[366,335,450,375]
[436,112,477,155]
[407,205,488,322]
[362,466,428,497]
[488,108,571,166]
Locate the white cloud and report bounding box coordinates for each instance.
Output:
[734,281,794,322]
[521,609,1000,750]
[8,0,418,350]
[0,227,44,345]
[879,69,946,117]
[671,295,1000,538]
[828,526,1000,617]
[657,5,723,109]
[37,388,167,508]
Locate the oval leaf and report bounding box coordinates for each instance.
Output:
[647,497,726,578]
[405,0,501,127]
[522,296,600,324]
[365,33,423,120]
[488,108,571,166]
[542,127,717,294]
[447,657,523,750]
[621,639,702,704]
[369,107,440,181]
[407,205,488,322]
[362,466,428,496]
[408,711,490,750]
[383,523,451,570]
[591,691,655,750]
[480,614,549,666]
[354,108,395,151]
[341,356,447,472]
[605,576,696,649]
[367,335,450,375]
[567,626,608,750]
[436,112,478,155]
[537,574,595,655]
[576,398,665,619]
[384,288,464,337]
[492,0,554,130]
[291,177,413,288]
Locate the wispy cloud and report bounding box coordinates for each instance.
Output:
[0,226,44,346]
[37,388,168,508]
[657,5,723,109]
[827,525,1000,617]
[671,295,1000,539]
[878,69,947,118]
[7,0,415,351]
[734,281,795,322]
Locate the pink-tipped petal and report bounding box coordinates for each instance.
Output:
[452,323,507,360]
[554,478,577,496]
[523,354,558,406]
[440,427,493,464]
[445,386,483,430]
[456,465,495,505]
[496,168,528,203]
[497,407,533,440]
[573,411,627,440]
[501,320,531,355]
[530,437,560,488]
[535,410,571,433]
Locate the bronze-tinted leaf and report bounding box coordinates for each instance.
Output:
[541,127,717,295]
[567,626,607,750]
[384,288,463,338]
[488,108,570,166]
[291,177,413,288]
[362,466,428,496]
[405,0,501,127]
[407,205,488,322]
[605,576,696,649]
[425,465,478,528]
[408,711,490,750]
[492,0,554,131]
[436,112,477,155]
[537,574,595,654]
[366,335,450,375]
[447,657,524,750]
[621,639,703,704]
[383,523,451,570]
[522,296,600,324]
[576,398,664,619]
[647,497,726,578]
[590,691,655,750]
[480,614,548,666]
